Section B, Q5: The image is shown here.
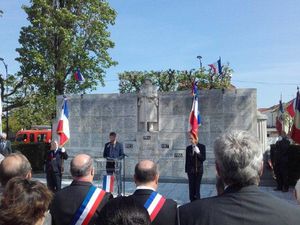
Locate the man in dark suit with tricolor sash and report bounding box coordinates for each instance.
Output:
[50,154,112,225]
[127,160,177,225]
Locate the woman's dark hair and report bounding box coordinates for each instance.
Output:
[97,196,151,225]
[0,177,52,225]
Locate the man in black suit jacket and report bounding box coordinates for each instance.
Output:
[50,154,112,225]
[179,130,300,225]
[185,134,206,201]
[274,134,290,192]
[103,132,125,196]
[45,140,68,192]
[127,160,177,225]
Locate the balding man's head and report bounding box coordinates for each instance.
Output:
[70,154,94,180]
[134,160,158,185]
[0,153,32,186]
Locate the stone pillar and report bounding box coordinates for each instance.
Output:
[257,111,268,153]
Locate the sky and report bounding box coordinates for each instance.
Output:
[0,0,299,108]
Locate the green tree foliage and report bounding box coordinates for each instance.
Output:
[118,65,233,93]
[17,0,116,97]
[6,0,116,132]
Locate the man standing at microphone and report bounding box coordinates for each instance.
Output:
[103,132,125,195]
[185,134,206,202]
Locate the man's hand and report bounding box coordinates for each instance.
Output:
[61,147,66,153]
[193,145,200,154]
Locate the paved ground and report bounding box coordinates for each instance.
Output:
[34,175,298,206]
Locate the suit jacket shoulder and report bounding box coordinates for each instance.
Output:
[179,185,300,225]
[50,181,112,225]
[128,189,177,225]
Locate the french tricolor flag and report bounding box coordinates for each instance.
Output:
[102,175,114,193]
[56,98,70,146]
[189,82,201,141]
[74,68,85,82]
[208,57,222,75]
[286,98,296,118]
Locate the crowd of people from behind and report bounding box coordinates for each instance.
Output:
[0,130,300,225]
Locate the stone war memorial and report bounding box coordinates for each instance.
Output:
[55,80,258,182]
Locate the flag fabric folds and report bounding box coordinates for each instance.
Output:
[189,82,201,141]
[286,98,296,118]
[208,58,222,75]
[291,90,300,144]
[275,100,284,134]
[102,175,114,193]
[74,68,85,82]
[57,98,70,146]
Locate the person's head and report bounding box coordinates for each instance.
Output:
[214,130,263,186]
[0,177,52,225]
[295,179,300,204]
[50,140,58,150]
[1,132,7,140]
[97,196,151,225]
[0,153,32,187]
[70,154,94,182]
[134,160,159,190]
[109,132,117,143]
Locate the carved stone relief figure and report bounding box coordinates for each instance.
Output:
[138,79,158,132]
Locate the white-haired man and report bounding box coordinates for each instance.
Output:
[0,132,12,156]
[179,130,300,225]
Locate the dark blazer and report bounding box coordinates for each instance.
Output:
[185,143,206,174]
[103,141,124,171]
[127,189,177,225]
[179,184,300,225]
[45,148,68,174]
[103,141,124,159]
[50,180,112,225]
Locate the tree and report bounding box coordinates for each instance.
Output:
[118,64,233,93]
[4,0,117,132]
[15,0,117,108]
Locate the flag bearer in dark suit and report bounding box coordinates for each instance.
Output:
[127,160,177,225]
[45,140,68,192]
[179,130,300,225]
[185,134,206,202]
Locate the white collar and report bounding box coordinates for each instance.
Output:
[136,185,156,191]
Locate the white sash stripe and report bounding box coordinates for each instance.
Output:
[106,176,111,192]
[74,188,101,225]
[147,193,162,215]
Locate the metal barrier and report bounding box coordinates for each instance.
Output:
[94,158,125,196]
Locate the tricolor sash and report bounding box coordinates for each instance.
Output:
[70,186,106,225]
[102,175,114,193]
[144,191,166,222]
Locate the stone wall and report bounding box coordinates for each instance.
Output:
[55,88,257,182]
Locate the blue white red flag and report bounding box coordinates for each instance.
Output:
[189,82,201,141]
[286,98,296,118]
[74,68,85,82]
[291,90,300,144]
[70,186,106,225]
[56,98,70,146]
[102,175,114,193]
[144,191,166,222]
[208,57,222,75]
